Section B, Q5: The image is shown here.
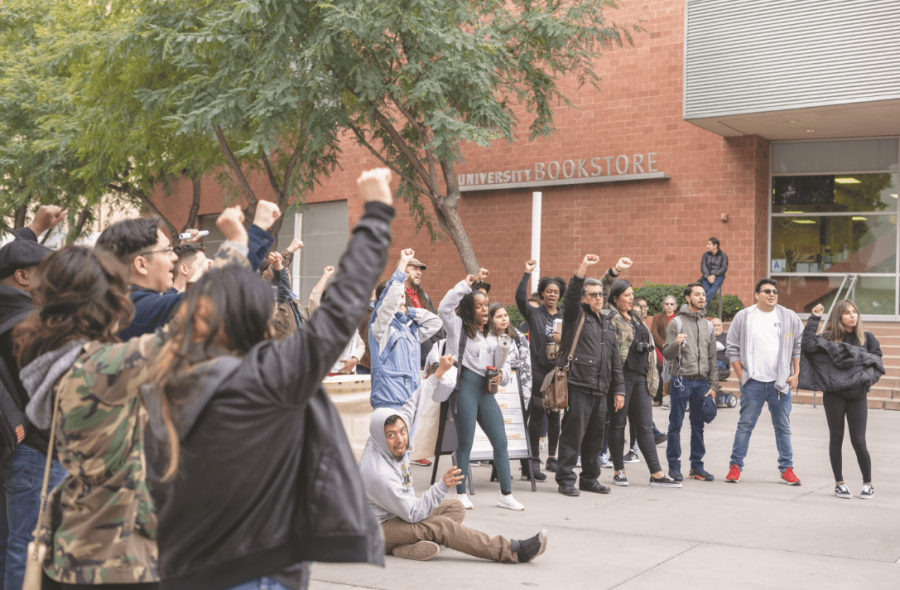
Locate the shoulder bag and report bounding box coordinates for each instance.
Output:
[541,312,586,411]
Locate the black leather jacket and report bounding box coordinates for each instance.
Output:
[145,203,393,590]
[557,274,624,395]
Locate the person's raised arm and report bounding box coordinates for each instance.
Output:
[308,266,334,315]
[601,257,632,310]
[438,268,485,325]
[246,201,280,270]
[516,260,537,320]
[413,308,443,343]
[258,168,395,400]
[370,250,413,341]
[802,305,824,353]
[21,205,65,241]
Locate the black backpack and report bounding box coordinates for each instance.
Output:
[0,309,30,467]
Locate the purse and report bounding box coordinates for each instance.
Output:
[541,312,586,411]
[22,386,62,590]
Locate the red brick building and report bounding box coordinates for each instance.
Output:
[156,0,900,319]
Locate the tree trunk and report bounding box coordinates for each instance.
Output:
[68,205,93,244]
[13,203,27,229]
[182,175,202,233]
[431,192,480,274]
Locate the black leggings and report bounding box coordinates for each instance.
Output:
[527,366,561,459]
[610,371,662,473]
[823,392,871,483]
[61,584,158,590]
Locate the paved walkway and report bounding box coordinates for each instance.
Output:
[310,404,900,590]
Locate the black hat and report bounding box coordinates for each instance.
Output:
[701,393,718,424]
[0,239,53,281]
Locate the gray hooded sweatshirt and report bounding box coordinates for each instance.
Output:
[725,304,802,394]
[662,304,718,391]
[358,371,455,524]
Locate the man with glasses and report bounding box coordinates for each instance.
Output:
[96,202,280,339]
[724,278,803,485]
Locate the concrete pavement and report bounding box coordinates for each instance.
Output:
[309,403,900,590]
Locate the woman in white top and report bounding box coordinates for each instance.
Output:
[439,269,522,511]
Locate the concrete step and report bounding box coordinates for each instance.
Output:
[717,382,900,410]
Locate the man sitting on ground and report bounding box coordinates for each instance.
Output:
[358,354,549,563]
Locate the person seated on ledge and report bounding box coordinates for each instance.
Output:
[357,354,549,564]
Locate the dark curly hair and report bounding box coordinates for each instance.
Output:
[14,246,134,368]
[537,276,566,300]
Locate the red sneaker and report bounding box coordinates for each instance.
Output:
[725,464,741,483]
[780,467,801,486]
[411,458,432,467]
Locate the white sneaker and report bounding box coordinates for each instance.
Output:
[834,484,852,499]
[497,493,525,511]
[455,493,474,510]
[860,484,874,500]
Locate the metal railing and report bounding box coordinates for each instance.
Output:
[811,274,858,408]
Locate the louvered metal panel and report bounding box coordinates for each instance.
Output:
[684,0,900,120]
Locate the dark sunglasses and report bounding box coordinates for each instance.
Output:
[759,289,779,295]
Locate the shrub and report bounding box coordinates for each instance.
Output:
[506,304,525,329]
[633,282,744,321]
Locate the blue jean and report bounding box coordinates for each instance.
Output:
[0,444,67,590]
[356,366,371,375]
[666,377,708,472]
[224,576,302,590]
[730,379,793,471]
[701,275,725,307]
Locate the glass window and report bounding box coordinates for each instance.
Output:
[773,139,898,174]
[772,173,897,214]
[775,276,895,316]
[771,215,896,274]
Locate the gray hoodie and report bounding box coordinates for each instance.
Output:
[358,371,455,524]
[662,305,718,391]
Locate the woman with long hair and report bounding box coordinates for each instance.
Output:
[803,301,882,500]
[14,246,161,590]
[600,258,680,488]
[439,270,522,511]
[489,303,536,481]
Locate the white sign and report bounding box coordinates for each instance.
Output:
[469,370,531,461]
[771,259,786,272]
[458,153,668,192]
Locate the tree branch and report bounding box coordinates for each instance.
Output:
[259,150,283,201]
[182,175,202,233]
[388,96,438,184]
[371,108,440,195]
[109,182,180,243]
[214,125,258,206]
[281,131,306,206]
[347,122,433,197]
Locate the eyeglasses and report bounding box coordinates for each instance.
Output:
[664,302,676,306]
[759,289,779,295]
[585,292,603,299]
[138,247,174,258]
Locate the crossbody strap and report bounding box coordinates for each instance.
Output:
[563,312,587,370]
[30,382,63,540]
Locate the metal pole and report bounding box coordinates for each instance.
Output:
[531,192,542,293]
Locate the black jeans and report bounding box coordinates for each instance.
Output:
[610,371,662,473]
[823,392,872,483]
[556,385,607,487]
[527,366,561,460]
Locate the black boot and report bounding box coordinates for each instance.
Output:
[512,530,549,563]
[521,459,547,481]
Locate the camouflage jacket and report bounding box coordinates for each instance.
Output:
[37,241,250,584]
[601,269,659,394]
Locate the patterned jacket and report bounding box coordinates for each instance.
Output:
[601,269,659,394]
[35,241,250,584]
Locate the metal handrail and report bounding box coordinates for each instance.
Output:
[812,274,858,408]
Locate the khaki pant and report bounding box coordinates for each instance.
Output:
[382,500,517,563]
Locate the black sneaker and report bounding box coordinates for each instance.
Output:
[654,433,668,445]
[558,484,580,497]
[578,480,611,494]
[689,468,715,481]
[623,450,640,463]
[521,460,547,482]
[668,470,683,482]
[834,483,852,499]
[613,472,629,486]
[513,530,549,563]
[860,484,874,500]
[546,457,558,472]
[650,474,682,488]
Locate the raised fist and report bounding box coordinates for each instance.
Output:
[29,205,66,236]
[322,266,335,277]
[615,257,633,273]
[399,248,415,264]
[287,238,303,253]
[253,200,281,231]
[268,251,284,271]
[216,206,248,247]
[525,260,537,272]
[811,304,824,317]
[356,168,394,206]
[583,254,599,266]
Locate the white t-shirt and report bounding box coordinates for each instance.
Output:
[747,307,780,382]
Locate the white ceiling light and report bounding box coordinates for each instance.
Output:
[852,216,868,221]
[792,220,817,224]
[835,177,861,184]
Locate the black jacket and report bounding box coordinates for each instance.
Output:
[800,315,883,399]
[516,272,564,372]
[701,250,728,278]
[145,203,393,590]
[0,227,51,458]
[557,274,624,395]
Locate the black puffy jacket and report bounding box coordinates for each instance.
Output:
[556,274,624,395]
[145,203,393,590]
[799,315,883,399]
[701,250,728,278]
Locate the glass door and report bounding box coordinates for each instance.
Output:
[769,138,899,320]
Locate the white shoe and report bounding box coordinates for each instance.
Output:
[497,493,525,511]
[456,493,474,510]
